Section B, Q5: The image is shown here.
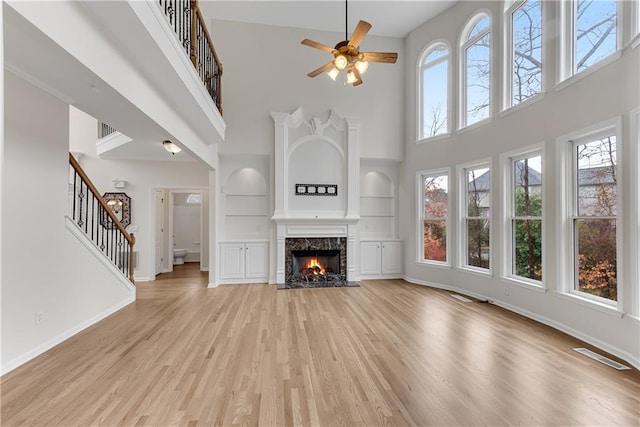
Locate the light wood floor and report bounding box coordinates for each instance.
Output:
[2,264,638,426]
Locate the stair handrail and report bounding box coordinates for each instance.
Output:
[69,153,136,282]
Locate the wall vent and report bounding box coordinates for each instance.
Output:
[120,251,139,269]
[573,348,631,370]
[451,294,472,303]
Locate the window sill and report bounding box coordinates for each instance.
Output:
[416,260,452,270]
[499,92,546,118]
[554,51,622,92]
[500,276,547,293]
[556,292,622,318]
[457,117,492,135]
[628,33,640,50]
[456,266,493,278]
[417,132,451,145]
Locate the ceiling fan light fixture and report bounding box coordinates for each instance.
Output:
[334,54,348,70]
[326,67,340,80]
[355,60,369,74]
[346,69,357,84]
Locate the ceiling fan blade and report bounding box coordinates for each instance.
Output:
[349,20,372,48]
[361,52,398,64]
[307,61,335,78]
[301,39,336,54]
[352,67,363,86]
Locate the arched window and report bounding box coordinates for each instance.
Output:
[418,42,449,140]
[505,0,543,107]
[461,14,491,128]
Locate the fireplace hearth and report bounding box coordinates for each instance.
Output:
[280,237,358,289]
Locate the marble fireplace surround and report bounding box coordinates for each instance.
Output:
[285,237,347,284]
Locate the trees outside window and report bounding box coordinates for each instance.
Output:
[463,166,491,269]
[508,0,542,106]
[573,134,618,301]
[419,44,449,139]
[573,0,617,73]
[510,154,543,281]
[462,15,491,127]
[420,172,449,263]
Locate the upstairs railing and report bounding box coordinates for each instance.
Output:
[158,0,223,115]
[69,153,135,282]
[99,122,117,139]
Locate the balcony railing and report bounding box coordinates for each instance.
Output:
[99,122,117,139]
[158,0,223,115]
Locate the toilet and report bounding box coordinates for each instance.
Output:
[173,249,188,265]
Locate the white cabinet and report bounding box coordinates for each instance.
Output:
[359,240,403,278]
[219,241,268,284]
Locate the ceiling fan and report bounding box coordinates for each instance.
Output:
[301,1,398,86]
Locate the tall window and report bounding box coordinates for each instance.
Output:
[419,43,449,139]
[574,0,617,73]
[461,14,491,127]
[507,0,543,106]
[419,171,449,264]
[572,133,618,301]
[462,165,491,270]
[510,153,543,281]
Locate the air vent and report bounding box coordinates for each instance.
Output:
[573,348,631,370]
[451,294,472,303]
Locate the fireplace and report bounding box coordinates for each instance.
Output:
[285,237,349,287]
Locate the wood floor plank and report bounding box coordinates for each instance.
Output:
[1,264,638,426]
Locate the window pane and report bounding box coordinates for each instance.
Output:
[425,46,448,64]
[575,0,617,72]
[512,0,542,105]
[467,168,490,217]
[424,220,447,262]
[577,136,617,216]
[466,33,491,125]
[422,58,448,137]
[514,156,542,216]
[467,219,490,268]
[424,175,448,218]
[576,218,617,301]
[513,219,542,280]
[468,16,490,39]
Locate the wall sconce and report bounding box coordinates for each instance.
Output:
[163,140,181,155]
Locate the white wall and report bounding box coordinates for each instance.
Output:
[401,1,639,367]
[69,107,210,281]
[210,20,405,160]
[1,72,135,374]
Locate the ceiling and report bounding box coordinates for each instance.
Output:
[199,1,458,39]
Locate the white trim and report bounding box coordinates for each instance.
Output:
[499,92,546,119]
[500,276,547,292]
[455,266,494,278]
[403,275,640,370]
[554,51,622,92]
[630,107,640,317]
[557,291,622,317]
[416,132,452,145]
[65,217,135,293]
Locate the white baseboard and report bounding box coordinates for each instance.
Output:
[0,296,135,376]
[403,275,640,370]
[134,276,153,282]
[207,282,218,288]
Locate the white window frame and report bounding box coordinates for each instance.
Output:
[557,118,623,312]
[558,0,622,84]
[500,144,545,287]
[459,11,493,130]
[416,168,451,267]
[417,41,451,142]
[503,0,545,110]
[457,159,492,274]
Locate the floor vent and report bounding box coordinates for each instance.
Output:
[451,294,472,303]
[573,348,631,370]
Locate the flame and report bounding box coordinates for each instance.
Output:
[304,257,326,275]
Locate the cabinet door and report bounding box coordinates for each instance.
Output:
[360,241,382,275]
[245,242,268,279]
[381,241,403,275]
[220,243,244,280]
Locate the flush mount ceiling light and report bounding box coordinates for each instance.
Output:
[162,140,181,155]
[300,0,398,86]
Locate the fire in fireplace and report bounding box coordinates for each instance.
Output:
[292,249,340,283]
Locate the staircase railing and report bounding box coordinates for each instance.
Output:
[158,0,223,115]
[69,153,135,282]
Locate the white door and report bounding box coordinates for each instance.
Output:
[220,243,244,280]
[155,190,164,275]
[360,241,381,276]
[245,242,268,279]
[381,241,403,275]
